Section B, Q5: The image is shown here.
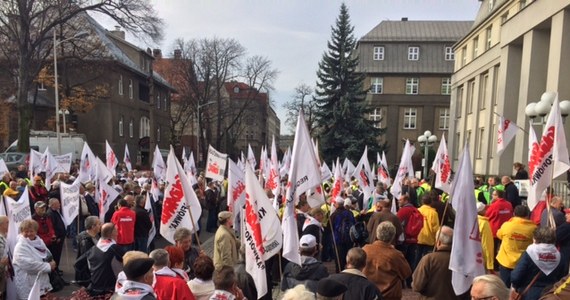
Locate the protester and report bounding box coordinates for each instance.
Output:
[112,257,156,300]
[205,181,219,233]
[150,249,196,300]
[233,245,257,300]
[296,197,311,236]
[115,251,149,291]
[164,245,189,281]
[328,247,383,300]
[76,216,101,258]
[396,194,420,277]
[187,254,216,300]
[502,176,521,208]
[412,226,463,299]
[540,196,565,228]
[111,198,137,252]
[213,211,239,271]
[531,187,555,225]
[0,216,8,298]
[366,199,402,244]
[496,205,536,287]
[363,221,411,300]
[281,284,315,300]
[174,227,201,279]
[88,223,126,297]
[556,208,570,275]
[330,197,355,271]
[13,219,56,299]
[210,266,246,300]
[302,207,324,249]
[134,195,152,253]
[281,234,329,293]
[513,162,529,180]
[511,227,565,300]
[416,194,440,264]
[32,201,56,248]
[47,198,66,273]
[476,202,495,272]
[3,181,19,198]
[470,274,510,300]
[485,189,514,264]
[316,278,347,300]
[29,175,48,204]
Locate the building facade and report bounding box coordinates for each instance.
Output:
[449,0,570,176]
[355,19,472,169]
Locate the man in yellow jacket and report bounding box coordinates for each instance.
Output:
[496,205,536,287]
[416,195,440,266]
[476,202,494,272]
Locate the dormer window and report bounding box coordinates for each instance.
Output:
[234,86,239,93]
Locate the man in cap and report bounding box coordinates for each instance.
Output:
[29,175,48,204]
[213,211,239,271]
[32,201,56,247]
[316,278,347,300]
[113,256,156,299]
[281,234,329,293]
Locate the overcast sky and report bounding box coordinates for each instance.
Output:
[125,0,482,134]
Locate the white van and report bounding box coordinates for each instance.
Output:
[6,131,86,161]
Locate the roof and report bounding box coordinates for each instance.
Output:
[360,20,474,42]
[472,0,509,30]
[224,82,268,102]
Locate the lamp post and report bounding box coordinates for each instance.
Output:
[417,130,438,179]
[53,30,89,154]
[196,101,216,167]
[525,92,570,125]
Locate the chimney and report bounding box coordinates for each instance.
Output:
[153,48,162,59]
[401,17,408,21]
[110,25,125,40]
[173,49,181,59]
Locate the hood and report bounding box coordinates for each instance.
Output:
[115,280,155,299]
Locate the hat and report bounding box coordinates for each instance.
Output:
[123,257,155,280]
[33,175,42,181]
[218,211,233,222]
[564,208,570,214]
[476,202,486,213]
[34,201,46,208]
[317,278,347,297]
[343,198,352,207]
[299,234,317,249]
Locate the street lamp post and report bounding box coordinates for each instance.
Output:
[525,92,570,124]
[53,30,89,154]
[417,130,438,180]
[196,101,216,167]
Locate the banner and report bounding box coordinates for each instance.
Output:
[124,144,132,172]
[205,145,228,181]
[431,135,452,193]
[96,157,114,184]
[0,160,8,176]
[390,140,414,198]
[496,115,519,156]
[145,193,156,248]
[227,159,246,228]
[53,153,73,173]
[28,149,43,178]
[152,146,166,181]
[353,146,374,209]
[247,144,257,170]
[106,140,118,176]
[5,187,32,251]
[60,179,81,226]
[265,136,281,199]
[98,178,120,222]
[78,142,97,183]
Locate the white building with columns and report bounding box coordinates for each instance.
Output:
[449,0,570,176]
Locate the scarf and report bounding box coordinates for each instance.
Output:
[526,243,561,276]
[22,235,48,259]
[117,280,156,299]
[154,266,177,278]
[96,238,116,252]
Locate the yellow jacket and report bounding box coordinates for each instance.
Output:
[417,205,440,246]
[321,203,332,228]
[496,217,537,269]
[478,215,494,270]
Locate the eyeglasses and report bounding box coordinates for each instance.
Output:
[472,296,495,300]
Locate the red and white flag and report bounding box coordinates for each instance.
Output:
[98,178,120,222]
[449,143,485,295]
[227,159,246,225]
[160,147,202,244]
[182,148,198,186]
[377,152,390,188]
[390,140,414,197]
[144,192,156,248]
[331,158,343,200]
[496,115,520,156]
[105,140,118,176]
[247,144,257,170]
[265,136,281,199]
[244,163,268,299]
[96,157,114,184]
[431,135,452,193]
[205,145,227,181]
[42,149,60,191]
[353,146,374,209]
[78,142,97,183]
[528,96,570,210]
[282,111,322,266]
[123,144,132,172]
[152,145,166,181]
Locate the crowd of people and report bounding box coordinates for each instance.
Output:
[0,160,570,300]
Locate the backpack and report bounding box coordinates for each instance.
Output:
[404,208,424,238]
[350,221,369,246]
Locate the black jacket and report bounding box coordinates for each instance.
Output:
[47,208,67,239]
[84,193,99,217]
[329,271,384,300]
[504,182,521,208]
[76,231,98,258]
[281,256,328,292]
[234,262,257,300]
[134,206,152,238]
[88,242,125,293]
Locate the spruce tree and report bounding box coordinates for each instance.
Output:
[314,3,385,163]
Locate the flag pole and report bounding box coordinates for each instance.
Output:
[326,202,342,271]
[433,196,451,252]
[492,112,529,134]
[187,205,202,249]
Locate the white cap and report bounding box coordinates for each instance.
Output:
[299,234,317,249]
[343,198,352,207]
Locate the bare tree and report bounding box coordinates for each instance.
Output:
[283,83,319,134]
[0,0,163,151]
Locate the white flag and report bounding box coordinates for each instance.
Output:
[282,111,321,266]
[106,140,118,176]
[123,144,132,172]
[377,152,391,187]
[390,140,414,198]
[353,146,374,210]
[331,158,344,200]
[265,136,281,199]
[145,192,156,248]
[431,135,453,193]
[228,159,246,228]
[60,178,81,226]
[449,143,485,295]
[27,274,41,300]
[160,147,202,244]
[343,158,356,183]
[42,149,59,191]
[279,147,291,177]
[96,157,114,184]
[247,144,257,170]
[0,160,8,176]
[320,161,332,182]
[78,142,97,183]
[205,145,228,181]
[527,123,540,209]
[259,146,269,184]
[244,163,268,299]
[5,187,32,251]
[528,96,570,210]
[53,153,72,173]
[98,178,120,222]
[152,146,166,181]
[496,115,520,156]
[28,149,43,178]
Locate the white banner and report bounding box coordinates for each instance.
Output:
[60,179,81,226]
[106,140,118,177]
[205,145,227,181]
[54,153,73,173]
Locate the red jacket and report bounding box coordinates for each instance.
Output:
[485,198,513,237]
[154,268,196,300]
[111,207,136,245]
[33,214,55,246]
[397,204,419,244]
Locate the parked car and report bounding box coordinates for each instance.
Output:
[0,152,29,172]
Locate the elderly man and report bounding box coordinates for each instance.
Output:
[413,226,463,299]
[329,247,383,300]
[75,216,101,287]
[213,211,239,271]
[541,196,565,227]
[32,201,56,248]
[112,257,156,299]
[111,198,136,252]
[174,227,201,279]
[367,200,402,244]
[47,198,66,273]
[470,274,510,300]
[149,249,195,300]
[502,176,521,208]
[281,234,328,293]
[87,223,125,297]
[363,221,411,300]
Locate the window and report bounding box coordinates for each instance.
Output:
[456,86,464,118]
[439,108,450,130]
[118,75,123,96]
[467,80,475,114]
[406,78,419,95]
[473,37,479,58]
[370,77,383,94]
[38,82,46,91]
[454,132,461,160]
[501,12,509,24]
[129,119,134,138]
[477,128,485,159]
[441,78,452,95]
[489,0,494,11]
[373,46,384,60]
[520,0,527,10]
[445,47,454,60]
[461,46,467,66]
[163,96,168,111]
[408,46,419,60]
[128,80,133,99]
[139,117,150,138]
[157,126,161,142]
[369,108,382,128]
[403,108,417,129]
[156,93,161,109]
[480,73,489,110]
[119,116,124,137]
[486,26,492,50]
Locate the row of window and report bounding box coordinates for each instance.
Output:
[367,107,450,130]
[118,116,161,141]
[370,77,451,95]
[118,75,169,112]
[456,69,498,117]
[373,46,455,61]
[461,25,492,67]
